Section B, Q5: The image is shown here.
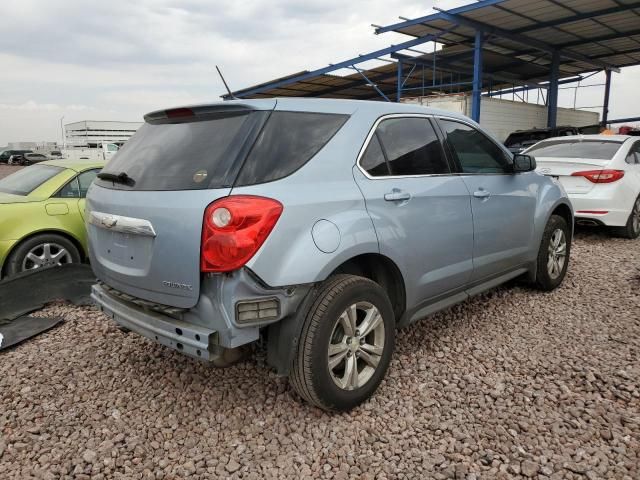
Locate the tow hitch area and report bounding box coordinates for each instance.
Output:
[0,264,96,350]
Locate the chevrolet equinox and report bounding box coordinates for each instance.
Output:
[88,98,573,411]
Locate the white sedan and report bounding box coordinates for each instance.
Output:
[525,135,640,239]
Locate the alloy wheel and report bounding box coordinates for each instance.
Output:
[632,198,640,235]
[327,301,385,391]
[547,228,567,280]
[21,243,73,271]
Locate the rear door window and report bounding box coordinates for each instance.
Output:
[439,119,512,174]
[234,112,349,186]
[360,134,390,177]
[360,117,450,177]
[626,142,640,164]
[78,169,100,197]
[56,177,81,198]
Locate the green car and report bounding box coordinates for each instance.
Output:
[0,159,104,278]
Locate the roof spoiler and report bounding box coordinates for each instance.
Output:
[144,103,264,125]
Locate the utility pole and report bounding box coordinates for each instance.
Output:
[60,116,66,149]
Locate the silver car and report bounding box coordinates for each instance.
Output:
[87,98,573,411]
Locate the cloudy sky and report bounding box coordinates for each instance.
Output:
[0,0,638,145]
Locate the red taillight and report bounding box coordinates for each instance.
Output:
[571,169,624,183]
[200,196,283,273]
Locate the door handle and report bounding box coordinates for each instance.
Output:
[384,190,411,202]
[473,189,491,199]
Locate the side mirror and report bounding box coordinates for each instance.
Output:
[513,154,536,173]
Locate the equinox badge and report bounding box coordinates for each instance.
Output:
[163,281,193,291]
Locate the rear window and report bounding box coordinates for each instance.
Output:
[234,112,348,186]
[96,110,348,190]
[95,111,266,191]
[526,140,623,160]
[0,164,63,195]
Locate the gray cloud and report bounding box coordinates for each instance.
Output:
[0,0,637,145]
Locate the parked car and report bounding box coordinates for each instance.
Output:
[578,124,604,135]
[87,99,573,411]
[0,159,104,278]
[618,126,640,136]
[504,126,579,154]
[526,135,640,239]
[19,153,50,165]
[0,149,32,164]
[7,154,25,165]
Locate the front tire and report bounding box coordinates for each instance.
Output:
[611,196,640,239]
[5,233,81,277]
[533,214,570,291]
[289,275,395,411]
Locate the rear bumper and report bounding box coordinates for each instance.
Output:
[92,283,221,361]
[91,269,313,360]
[569,193,630,227]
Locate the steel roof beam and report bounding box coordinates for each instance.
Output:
[374,0,506,35]
[433,10,620,73]
[590,47,640,60]
[514,3,640,33]
[559,28,640,49]
[231,29,456,98]
[484,76,584,97]
[391,53,544,89]
[605,116,640,124]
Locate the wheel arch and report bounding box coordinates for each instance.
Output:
[266,253,406,376]
[551,202,574,238]
[1,229,86,277]
[327,253,406,321]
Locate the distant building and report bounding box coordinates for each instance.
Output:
[64,120,142,147]
[8,141,56,150]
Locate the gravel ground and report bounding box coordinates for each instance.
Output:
[1,229,639,479]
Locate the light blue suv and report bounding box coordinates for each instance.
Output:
[87,98,572,411]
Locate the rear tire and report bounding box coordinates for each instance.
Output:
[5,233,81,276]
[610,196,640,239]
[533,215,570,291]
[289,275,395,411]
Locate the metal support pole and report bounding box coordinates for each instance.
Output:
[432,46,437,86]
[397,61,403,102]
[602,69,612,126]
[547,50,560,129]
[471,30,483,122]
[351,66,391,102]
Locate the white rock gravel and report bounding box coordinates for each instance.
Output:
[0,229,638,479]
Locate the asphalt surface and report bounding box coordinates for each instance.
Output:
[0,164,23,179]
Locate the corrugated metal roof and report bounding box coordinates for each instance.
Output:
[231,0,640,100]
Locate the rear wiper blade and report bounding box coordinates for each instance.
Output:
[97,171,135,186]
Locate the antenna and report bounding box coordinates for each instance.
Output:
[216,65,238,100]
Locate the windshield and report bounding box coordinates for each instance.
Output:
[0,165,64,195]
[526,140,623,160]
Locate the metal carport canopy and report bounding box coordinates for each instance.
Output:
[229,0,640,126]
[375,0,640,73]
